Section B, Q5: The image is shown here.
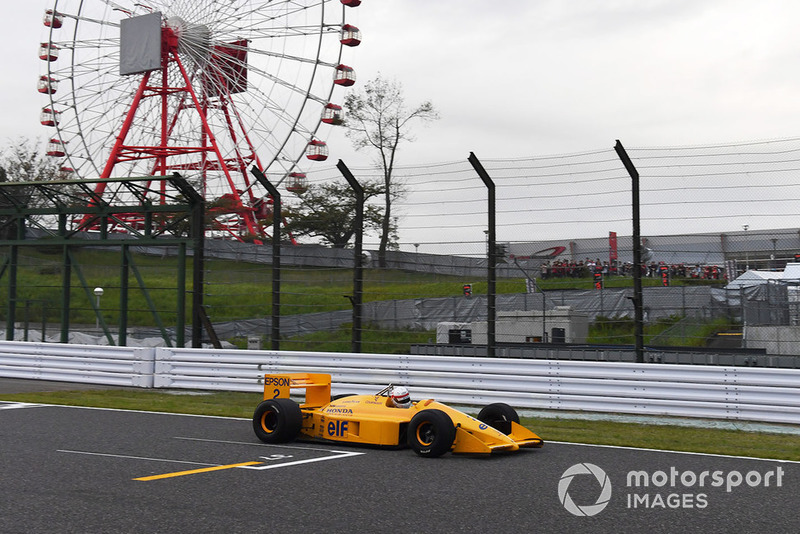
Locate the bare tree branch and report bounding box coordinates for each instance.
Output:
[343,74,439,266]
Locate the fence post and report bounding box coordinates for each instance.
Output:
[60,243,71,344]
[614,140,644,363]
[250,167,281,350]
[336,160,364,353]
[468,152,496,357]
[162,172,207,348]
[5,243,17,341]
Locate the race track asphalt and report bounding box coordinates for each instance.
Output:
[1,398,797,533]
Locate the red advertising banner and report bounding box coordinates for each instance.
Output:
[609,231,618,261]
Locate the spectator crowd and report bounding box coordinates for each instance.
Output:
[539,259,725,280]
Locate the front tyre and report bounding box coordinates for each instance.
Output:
[252,398,303,443]
[407,409,456,457]
[477,403,520,435]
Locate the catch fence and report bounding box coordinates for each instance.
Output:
[3,139,800,356]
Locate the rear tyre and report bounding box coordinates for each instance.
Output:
[252,398,303,443]
[407,409,456,457]
[477,403,520,435]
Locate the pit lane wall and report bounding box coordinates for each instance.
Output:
[2,340,800,425]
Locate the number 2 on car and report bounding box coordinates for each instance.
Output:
[263,376,291,399]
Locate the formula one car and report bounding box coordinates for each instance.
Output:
[252,373,543,457]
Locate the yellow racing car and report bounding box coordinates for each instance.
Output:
[252,373,543,457]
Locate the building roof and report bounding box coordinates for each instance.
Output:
[726,263,800,289]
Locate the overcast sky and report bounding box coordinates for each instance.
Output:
[332,0,800,165]
[6,0,800,164]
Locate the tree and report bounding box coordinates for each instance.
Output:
[0,138,61,187]
[283,180,389,248]
[343,75,439,266]
[0,138,65,238]
[0,137,72,210]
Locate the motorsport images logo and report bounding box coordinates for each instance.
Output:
[558,462,785,516]
[558,463,612,517]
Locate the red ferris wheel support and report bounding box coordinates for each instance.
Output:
[83,25,266,242]
[42,2,362,246]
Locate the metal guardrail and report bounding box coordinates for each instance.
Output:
[153,347,800,425]
[2,341,800,425]
[0,341,155,388]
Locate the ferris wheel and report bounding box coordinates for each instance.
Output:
[38,0,362,241]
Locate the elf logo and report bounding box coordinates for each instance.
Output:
[327,420,349,437]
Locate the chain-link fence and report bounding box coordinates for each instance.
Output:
[4,139,800,357]
[178,138,800,357]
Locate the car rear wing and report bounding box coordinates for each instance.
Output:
[261,373,332,407]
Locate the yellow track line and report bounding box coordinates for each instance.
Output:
[134,461,262,481]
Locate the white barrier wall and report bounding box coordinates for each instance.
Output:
[2,341,800,425]
[0,341,155,388]
[153,347,800,424]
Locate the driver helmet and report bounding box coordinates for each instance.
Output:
[389,386,412,408]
